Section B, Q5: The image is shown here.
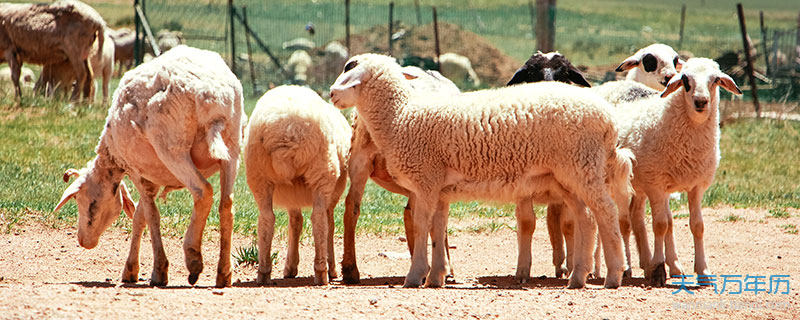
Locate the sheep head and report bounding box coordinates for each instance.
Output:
[330,54,415,110]
[54,165,135,249]
[507,51,591,87]
[616,43,684,89]
[660,58,741,124]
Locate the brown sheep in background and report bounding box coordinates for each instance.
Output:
[0,0,106,102]
[109,27,135,76]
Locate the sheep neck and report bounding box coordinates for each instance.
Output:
[91,137,127,185]
[355,71,411,150]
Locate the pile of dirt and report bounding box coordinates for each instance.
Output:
[340,22,521,87]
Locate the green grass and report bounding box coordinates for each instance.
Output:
[768,208,791,219]
[233,245,277,267]
[779,224,798,235]
[720,214,745,222]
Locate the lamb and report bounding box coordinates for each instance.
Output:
[615,43,683,90]
[53,45,245,288]
[155,29,184,53]
[507,51,591,87]
[341,65,459,284]
[245,85,351,285]
[35,30,115,105]
[611,58,742,286]
[330,53,634,289]
[287,50,312,84]
[109,27,135,75]
[320,41,349,85]
[438,52,481,88]
[0,0,106,102]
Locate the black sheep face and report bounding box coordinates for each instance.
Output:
[507,51,591,87]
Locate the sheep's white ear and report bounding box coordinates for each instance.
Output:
[54,180,82,213]
[661,74,686,97]
[716,73,742,95]
[615,56,639,72]
[331,65,363,91]
[119,181,136,219]
[402,72,418,80]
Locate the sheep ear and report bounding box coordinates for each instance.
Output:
[331,68,362,91]
[676,59,686,71]
[119,181,136,219]
[506,67,528,86]
[568,67,591,87]
[615,56,639,72]
[54,180,82,213]
[716,73,742,95]
[661,74,686,97]
[402,72,418,80]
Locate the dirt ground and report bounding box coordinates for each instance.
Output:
[1,206,798,319]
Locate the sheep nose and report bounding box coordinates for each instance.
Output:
[694,99,708,111]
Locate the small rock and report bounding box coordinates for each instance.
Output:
[777,256,782,259]
[567,301,574,306]
[369,298,378,306]
[212,289,224,295]
[0,276,4,282]
[105,278,112,282]
[397,236,407,242]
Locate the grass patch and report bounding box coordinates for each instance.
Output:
[673,213,690,219]
[768,208,791,219]
[779,224,798,234]
[233,245,278,267]
[720,214,745,222]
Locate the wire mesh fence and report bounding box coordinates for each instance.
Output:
[134,0,798,101]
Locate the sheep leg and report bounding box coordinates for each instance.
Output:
[513,197,535,283]
[122,198,147,283]
[133,178,168,286]
[561,210,575,276]
[214,160,236,288]
[688,186,710,278]
[3,50,22,101]
[629,194,652,272]
[326,197,338,280]
[591,232,602,279]
[66,57,87,103]
[614,189,633,279]
[252,182,275,285]
[403,198,415,256]
[546,203,569,278]
[425,200,450,287]
[102,63,111,105]
[310,191,331,285]
[584,189,625,288]
[341,153,372,284]
[81,59,93,102]
[647,192,670,287]
[283,208,303,278]
[663,206,685,278]
[563,197,594,289]
[404,194,435,288]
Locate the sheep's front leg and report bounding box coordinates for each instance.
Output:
[215,160,237,288]
[546,203,569,278]
[629,194,652,272]
[514,198,535,283]
[284,208,303,278]
[647,192,670,287]
[341,153,372,284]
[426,200,450,287]
[133,179,168,286]
[613,189,634,278]
[122,200,147,283]
[310,191,331,285]
[404,194,435,288]
[688,186,710,278]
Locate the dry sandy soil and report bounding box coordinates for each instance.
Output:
[1,206,798,319]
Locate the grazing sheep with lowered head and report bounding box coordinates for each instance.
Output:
[330,53,633,289]
[245,85,351,285]
[54,45,245,288]
[439,52,481,88]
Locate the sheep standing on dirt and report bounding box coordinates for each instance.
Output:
[439,52,481,88]
[341,65,460,284]
[0,0,106,102]
[614,58,741,286]
[54,46,245,288]
[330,54,633,289]
[245,85,351,285]
[35,30,115,105]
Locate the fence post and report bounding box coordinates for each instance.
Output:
[414,0,421,25]
[228,0,237,77]
[345,0,351,53]
[134,0,141,65]
[528,0,536,42]
[536,0,556,52]
[796,12,800,50]
[736,3,760,118]
[388,2,394,57]
[242,5,257,95]
[433,7,441,71]
[678,4,687,49]
[759,11,771,76]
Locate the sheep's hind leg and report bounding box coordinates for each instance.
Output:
[132,178,169,286]
[586,191,625,289]
[404,194,435,288]
[214,159,237,287]
[562,197,594,289]
[547,203,569,278]
[284,208,303,279]
[514,197,535,283]
[630,194,652,273]
[426,200,450,287]
[326,196,338,280]
[310,191,331,285]
[251,182,275,285]
[341,154,372,284]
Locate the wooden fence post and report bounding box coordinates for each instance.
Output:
[760,11,771,76]
[242,5,257,95]
[414,0,421,25]
[388,2,394,57]
[228,0,237,76]
[736,3,760,118]
[433,6,441,71]
[535,0,556,52]
[678,4,687,49]
[345,0,351,53]
[134,0,141,65]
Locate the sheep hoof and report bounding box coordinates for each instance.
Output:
[603,277,621,289]
[328,268,339,280]
[341,264,361,284]
[215,271,231,288]
[586,272,597,280]
[566,279,585,289]
[622,268,633,279]
[185,248,204,280]
[555,266,568,279]
[425,274,445,288]
[256,272,272,285]
[188,273,200,285]
[150,271,168,287]
[403,280,422,288]
[283,268,298,279]
[121,263,139,283]
[313,271,329,286]
[649,263,667,287]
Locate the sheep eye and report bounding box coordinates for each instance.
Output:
[344,61,358,72]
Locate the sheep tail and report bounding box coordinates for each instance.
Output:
[207,120,231,161]
[96,25,105,58]
[608,147,635,199]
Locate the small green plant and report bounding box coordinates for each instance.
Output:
[233,245,278,267]
[673,213,690,219]
[768,208,790,219]
[779,224,798,234]
[721,214,744,222]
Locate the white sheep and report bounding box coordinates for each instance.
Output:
[612,58,742,286]
[439,52,481,88]
[615,43,683,90]
[245,85,351,286]
[54,45,245,288]
[341,65,459,284]
[330,53,634,289]
[320,41,349,84]
[287,50,312,84]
